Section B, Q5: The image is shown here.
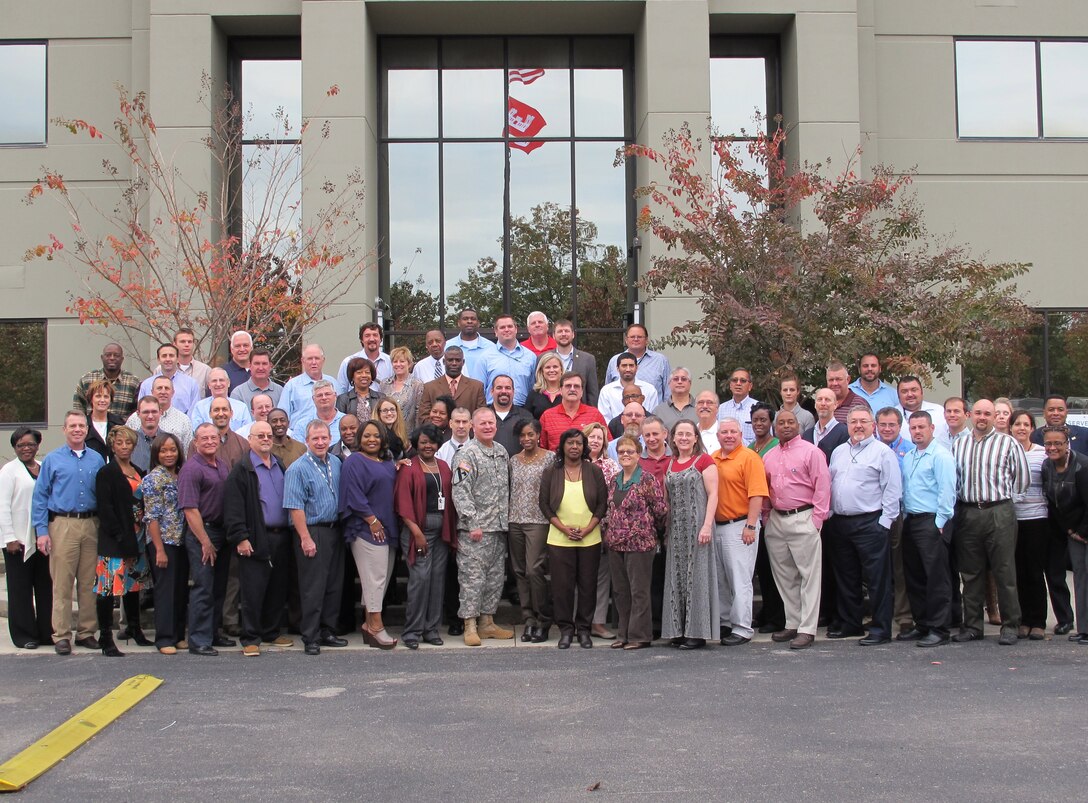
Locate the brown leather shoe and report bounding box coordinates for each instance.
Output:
[1028,627,1046,641]
[1017,626,1029,639]
[243,644,260,657]
[771,628,798,643]
[789,633,815,650]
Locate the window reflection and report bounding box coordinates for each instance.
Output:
[1041,42,1088,137]
[388,143,440,294]
[508,67,570,137]
[0,320,47,424]
[0,43,47,144]
[242,60,302,139]
[443,69,505,137]
[710,58,767,136]
[574,69,625,137]
[387,70,438,138]
[956,41,1038,137]
[241,143,302,255]
[443,143,505,308]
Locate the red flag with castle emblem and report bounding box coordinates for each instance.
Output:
[507,96,547,153]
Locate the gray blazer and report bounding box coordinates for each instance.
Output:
[566,349,600,407]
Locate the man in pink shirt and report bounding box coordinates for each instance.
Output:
[762,408,831,650]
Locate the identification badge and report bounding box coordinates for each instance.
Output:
[437,494,446,511]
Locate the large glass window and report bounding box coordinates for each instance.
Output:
[0,42,47,145]
[0,320,47,425]
[380,36,634,358]
[962,309,1088,409]
[956,39,1088,138]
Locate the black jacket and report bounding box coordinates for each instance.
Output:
[85,413,126,460]
[1042,451,1088,539]
[96,461,144,558]
[223,452,289,560]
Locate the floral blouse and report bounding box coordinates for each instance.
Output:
[594,455,620,485]
[509,450,551,524]
[604,468,668,553]
[139,466,184,546]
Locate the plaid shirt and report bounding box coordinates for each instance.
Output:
[74,369,141,419]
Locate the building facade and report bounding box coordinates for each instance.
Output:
[2,0,1086,444]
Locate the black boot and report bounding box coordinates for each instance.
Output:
[97,596,125,657]
[119,591,152,645]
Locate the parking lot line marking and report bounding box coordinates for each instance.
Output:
[0,674,163,793]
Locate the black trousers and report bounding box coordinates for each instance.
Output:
[294,525,345,645]
[148,540,189,648]
[650,546,666,632]
[829,512,892,638]
[4,548,53,647]
[753,525,785,628]
[1045,519,1075,627]
[549,544,601,636]
[237,528,291,646]
[901,513,953,635]
[186,524,231,649]
[820,528,839,626]
[339,550,360,633]
[444,551,461,625]
[1016,517,1051,629]
[945,516,962,628]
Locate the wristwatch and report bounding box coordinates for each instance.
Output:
[744,524,757,531]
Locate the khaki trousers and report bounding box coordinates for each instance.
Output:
[765,508,823,636]
[48,516,99,641]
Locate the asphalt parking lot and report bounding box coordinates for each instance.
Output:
[2,631,1085,802]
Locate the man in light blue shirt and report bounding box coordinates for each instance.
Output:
[717,367,758,445]
[190,368,253,433]
[848,352,899,414]
[32,410,106,653]
[139,342,201,415]
[283,419,347,654]
[899,410,957,647]
[827,406,902,645]
[480,314,535,406]
[289,381,345,446]
[603,323,671,403]
[445,307,496,384]
[282,344,338,427]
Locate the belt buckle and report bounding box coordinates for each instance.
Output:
[976,501,986,510]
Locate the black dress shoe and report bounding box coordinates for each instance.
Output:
[678,638,706,650]
[448,621,464,636]
[54,639,72,655]
[319,634,348,647]
[953,629,982,643]
[304,643,320,655]
[212,636,237,648]
[578,632,593,648]
[75,636,101,650]
[758,622,781,634]
[521,626,536,642]
[1070,632,1087,642]
[918,632,950,647]
[531,626,550,644]
[1055,622,1074,635]
[720,634,751,646]
[669,638,685,648]
[188,645,219,656]
[826,628,864,639]
[895,628,926,642]
[859,634,891,646]
[557,633,573,649]
[23,641,39,650]
[423,635,445,646]
[403,639,419,650]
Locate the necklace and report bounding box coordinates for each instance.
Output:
[419,456,439,472]
[564,464,582,482]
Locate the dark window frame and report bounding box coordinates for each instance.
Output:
[0,318,48,427]
[954,37,1088,141]
[377,34,637,340]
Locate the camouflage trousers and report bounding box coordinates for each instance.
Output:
[457,530,508,619]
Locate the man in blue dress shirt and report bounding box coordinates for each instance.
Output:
[877,406,914,636]
[603,323,671,403]
[282,344,338,428]
[848,353,899,414]
[32,410,106,654]
[899,410,957,647]
[481,315,536,406]
[445,307,496,383]
[827,405,902,645]
[138,342,201,415]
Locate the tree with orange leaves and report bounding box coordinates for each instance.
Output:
[23,77,369,372]
[621,120,1036,395]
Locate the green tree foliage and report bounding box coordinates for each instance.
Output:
[622,122,1037,397]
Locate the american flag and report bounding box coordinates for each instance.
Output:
[509,68,545,85]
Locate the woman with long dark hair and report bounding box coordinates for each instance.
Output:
[140,432,188,654]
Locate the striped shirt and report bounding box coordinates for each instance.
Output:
[951,428,1029,504]
[283,451,342,524]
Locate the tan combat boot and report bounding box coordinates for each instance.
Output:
[463,617,481,647]
[477,614,514,640]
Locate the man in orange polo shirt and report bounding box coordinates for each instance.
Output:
[713,416,769,646]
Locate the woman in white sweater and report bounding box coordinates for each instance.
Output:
[0,428,52,649]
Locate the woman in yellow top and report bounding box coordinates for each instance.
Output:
[539,428,609,649]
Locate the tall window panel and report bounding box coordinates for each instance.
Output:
[0,42,46,145]
[0,321,47,425]
[380,36,634,361]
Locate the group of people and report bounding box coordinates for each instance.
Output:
[3,313,1087,656]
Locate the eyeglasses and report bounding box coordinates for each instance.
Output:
[252,433,273,440]
[1043,441,1067,449]
[616,449,638,456]
[730,377,751,384]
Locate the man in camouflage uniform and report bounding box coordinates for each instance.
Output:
[451,407,515,645]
